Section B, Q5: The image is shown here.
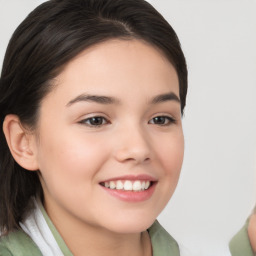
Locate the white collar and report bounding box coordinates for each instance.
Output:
[19,198,64,256]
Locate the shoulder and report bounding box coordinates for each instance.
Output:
[0,229,42,256]
[229,218,254,256]
[148,220,180,256]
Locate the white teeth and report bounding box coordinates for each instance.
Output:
[124,180,133,191]
[103,180,152,191]
[109,181,116,189]
[116,180,123,190]
[133,180,142,191]
[141,181,146,190]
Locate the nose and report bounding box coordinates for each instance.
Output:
[114,125,151,164]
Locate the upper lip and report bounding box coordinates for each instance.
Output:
[99,174,157,183]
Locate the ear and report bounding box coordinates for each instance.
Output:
[3,114,39,171]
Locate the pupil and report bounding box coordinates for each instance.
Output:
[154,117,165,124]
[91,117,102,125]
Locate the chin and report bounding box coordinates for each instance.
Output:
[102,214,157,234]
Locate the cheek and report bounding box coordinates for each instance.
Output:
[157,132,184,177]
[36,131,112,215]
[156,131,184,197]
[149,131,184,214]
[36,129,110,188]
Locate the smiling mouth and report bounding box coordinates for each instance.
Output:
[99,180,154,192]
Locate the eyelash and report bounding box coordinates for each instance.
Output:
[79,115,176,127]
[148,116,176,126]
[79,116,109,127]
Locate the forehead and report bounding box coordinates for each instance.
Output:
[48,39,179,103]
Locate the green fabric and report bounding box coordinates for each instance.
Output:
[149,220,180,256]
[0,217,179,256]
[39,202,73,256]
[0,230,42,256]
[229,218,254,256]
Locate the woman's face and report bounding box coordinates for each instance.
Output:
[33,39,184,234]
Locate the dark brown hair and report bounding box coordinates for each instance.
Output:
[0,0,187,233]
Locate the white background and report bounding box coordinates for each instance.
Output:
[1,1,256,255]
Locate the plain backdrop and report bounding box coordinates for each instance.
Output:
[1,1,256,256]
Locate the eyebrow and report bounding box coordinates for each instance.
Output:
[66,94,120,106]
[150,92,180,104]
[66,92,180,107]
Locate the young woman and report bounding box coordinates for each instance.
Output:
[230,206,256,256]
[0,0,187,255]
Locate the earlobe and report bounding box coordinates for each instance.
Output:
[3,114,39,171]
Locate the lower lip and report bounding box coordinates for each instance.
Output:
[100,182,157,202]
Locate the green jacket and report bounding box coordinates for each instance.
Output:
[229,218,254,256]
[0,220,180,256]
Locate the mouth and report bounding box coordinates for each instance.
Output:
[99,180,154,192]
[99,175,157,202]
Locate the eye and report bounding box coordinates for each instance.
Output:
[149,116,176,126]
[79,116,109,127]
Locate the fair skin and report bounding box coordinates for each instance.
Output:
[248,213,256,252]
[4,39,184,256]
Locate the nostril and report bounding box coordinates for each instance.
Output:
[142,157,151,164]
